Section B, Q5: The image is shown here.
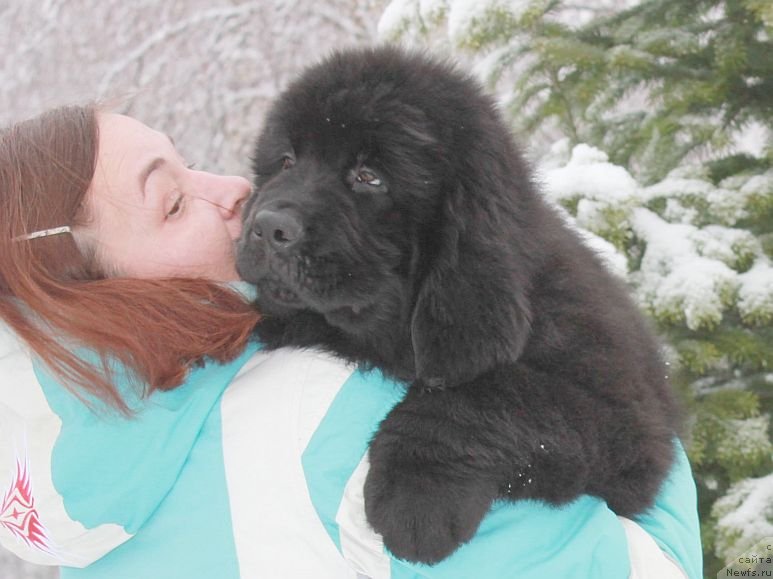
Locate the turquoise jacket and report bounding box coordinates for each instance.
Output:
[0,332,702,579]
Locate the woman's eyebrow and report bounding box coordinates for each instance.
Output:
[138,157,168,200]
[138,134,177,200]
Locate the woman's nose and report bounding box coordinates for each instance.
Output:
[198,174,251,218]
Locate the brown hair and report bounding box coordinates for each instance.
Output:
[0,105,260,413]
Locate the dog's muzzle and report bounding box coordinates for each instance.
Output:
[248,207,304,253]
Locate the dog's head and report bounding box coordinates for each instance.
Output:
[237,47,535,385]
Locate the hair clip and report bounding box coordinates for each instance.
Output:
[13,226,72,242]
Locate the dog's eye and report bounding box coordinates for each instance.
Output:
[356,169,381,187]
[349,165,387,195]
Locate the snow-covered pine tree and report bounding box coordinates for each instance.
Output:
[379,1,773,576]
[539,143,773,576]
[380,0,772,183]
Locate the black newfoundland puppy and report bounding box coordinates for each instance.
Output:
[236,46,681,564]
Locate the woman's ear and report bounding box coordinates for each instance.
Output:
[409,180,532,389]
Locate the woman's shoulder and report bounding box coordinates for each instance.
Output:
[0,319,31,363]
[282,349,700,579]
[0,329,258,568]
[294,355,634,579]
[0,320,50,420]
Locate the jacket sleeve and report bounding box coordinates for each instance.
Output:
[398,443,702,579]
[633,442,703,579]
[411,443,703,579]
[301,366,702,579]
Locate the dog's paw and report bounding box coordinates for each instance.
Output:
[363,460,497,564]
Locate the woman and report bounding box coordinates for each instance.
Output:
[0,105,702,578]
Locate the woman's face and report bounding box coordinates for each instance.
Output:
[84,113,251,280]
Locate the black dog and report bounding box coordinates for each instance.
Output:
[236,46,681,564]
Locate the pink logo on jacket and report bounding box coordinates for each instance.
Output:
[1,458,52,553]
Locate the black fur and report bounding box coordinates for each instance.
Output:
[236,46,681,564]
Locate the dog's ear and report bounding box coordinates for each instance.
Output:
[410,146,534,388]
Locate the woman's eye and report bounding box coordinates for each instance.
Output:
[167,195,184,218]
[186,162,197,170]
[356,170,381,186]
[282,156,295,170]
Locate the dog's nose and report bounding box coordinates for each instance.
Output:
[253,209,304,251]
